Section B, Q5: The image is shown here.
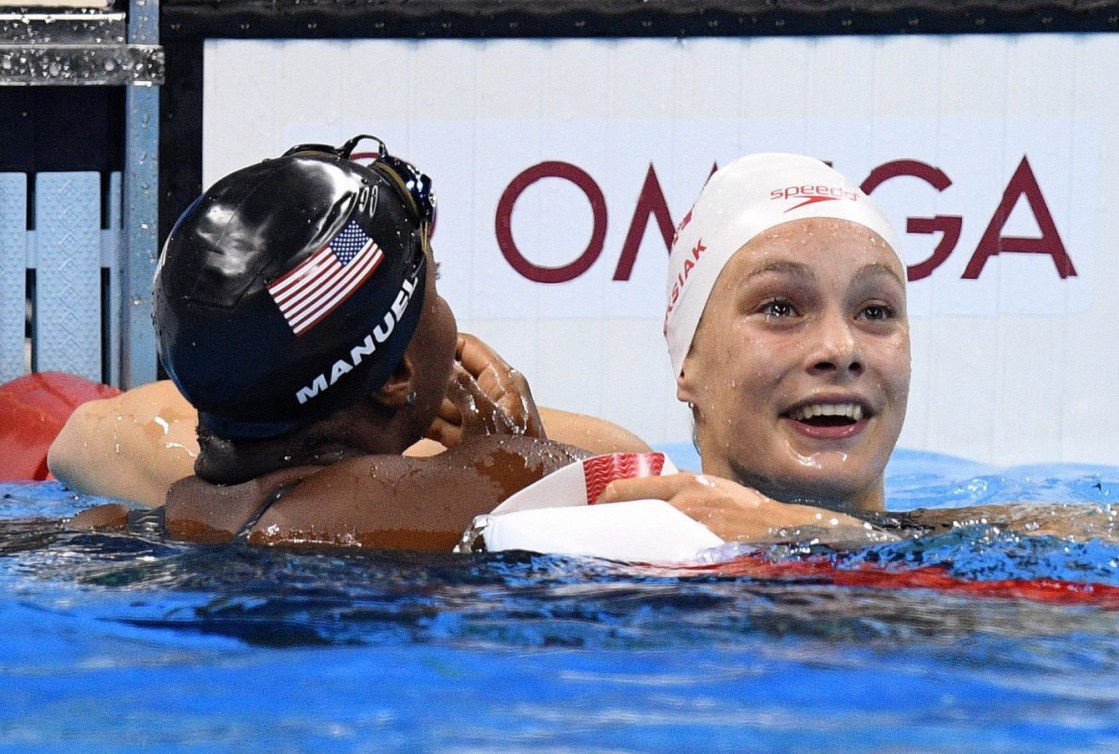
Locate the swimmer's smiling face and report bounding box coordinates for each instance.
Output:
[678,217,910,512]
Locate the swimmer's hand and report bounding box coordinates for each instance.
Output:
[426,333,546,447]
[595,473,895,546]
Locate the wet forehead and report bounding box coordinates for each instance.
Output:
[728,217,906,286]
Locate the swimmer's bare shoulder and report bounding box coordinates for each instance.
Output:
[246,435,588,550]
[73,435,588,552]
[48,380,198,506]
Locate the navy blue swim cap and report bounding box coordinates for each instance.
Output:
[154,136,435,440]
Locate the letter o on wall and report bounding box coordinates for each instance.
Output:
[495,161,607,284]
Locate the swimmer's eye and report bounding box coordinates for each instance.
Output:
[759,299,798,318]
[859,304,894,321]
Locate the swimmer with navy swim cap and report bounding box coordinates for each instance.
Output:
[72,135,591,549]
[156,135,432,444]
[597,153,911,537]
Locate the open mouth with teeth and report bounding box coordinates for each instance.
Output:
[784,403,865,427]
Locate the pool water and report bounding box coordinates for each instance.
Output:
[2,447,1119,752]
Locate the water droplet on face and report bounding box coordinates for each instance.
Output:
[792,450,824,470]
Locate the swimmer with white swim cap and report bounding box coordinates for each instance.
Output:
[69,135,604,549]
[599,153,911,540]
[664,153,902,378]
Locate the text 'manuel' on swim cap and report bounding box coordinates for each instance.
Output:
[664,153,901,377]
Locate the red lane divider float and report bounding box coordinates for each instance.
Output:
[0,372,119,481]
[683,554,1119,608]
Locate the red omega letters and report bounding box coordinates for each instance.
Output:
[496,156,1075,285]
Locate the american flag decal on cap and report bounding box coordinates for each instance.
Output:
[267,219,385,336]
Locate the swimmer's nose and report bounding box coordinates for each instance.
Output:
[807,312,863,378]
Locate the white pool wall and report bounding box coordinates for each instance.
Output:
[203,35,1115,466]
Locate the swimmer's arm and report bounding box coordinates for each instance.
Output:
[536,407,652,455]
[406,408,650,457]
[247,435,588,551]
[596,473,896,547]
[48,380,198,507]
[47,373,645,510]
[891,503,1119,542]
[424,332,650,455]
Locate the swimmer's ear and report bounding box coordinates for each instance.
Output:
[371,355,416,409]
[676,356,699,407]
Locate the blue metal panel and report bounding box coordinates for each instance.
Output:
[128,0,159,46]
[105,171,122,387]
[121,78,160,387]
[34,172,102,382]
[117,0,161,388]
[0,173,27,385]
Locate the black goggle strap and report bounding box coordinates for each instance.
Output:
[282,134,433,282]
[282,134,436,231]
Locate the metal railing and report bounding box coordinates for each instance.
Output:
[0,0,163,388]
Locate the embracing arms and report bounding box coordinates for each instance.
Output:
[50,333,650,506]
[596,472,895,547]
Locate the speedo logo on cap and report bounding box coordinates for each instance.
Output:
[771,184,859,212]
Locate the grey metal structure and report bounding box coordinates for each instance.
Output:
[0,0,163,387]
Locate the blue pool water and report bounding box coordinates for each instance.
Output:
[2,446,1119,752]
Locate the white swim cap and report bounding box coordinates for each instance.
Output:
[664,153,900,377]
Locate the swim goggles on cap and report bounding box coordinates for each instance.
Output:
[282,134,438,233]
